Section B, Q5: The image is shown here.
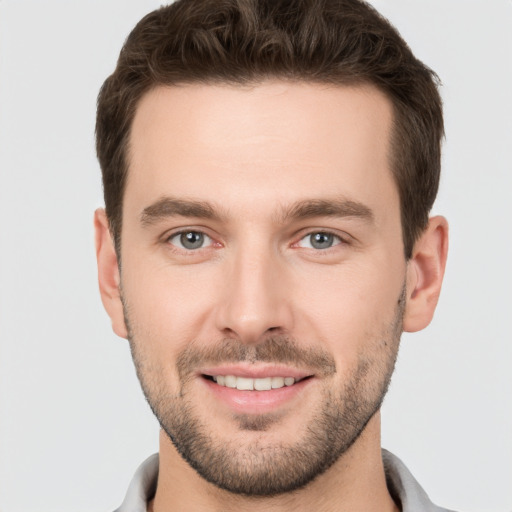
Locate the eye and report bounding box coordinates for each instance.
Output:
[297,232,342,250]
[168,231,212,250]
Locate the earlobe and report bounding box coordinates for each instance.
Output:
[94,208,128,339]
[403,216,449,333]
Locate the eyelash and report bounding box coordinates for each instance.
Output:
[164,229,349,253]
[165,230,216,252]
[294,231,345,250]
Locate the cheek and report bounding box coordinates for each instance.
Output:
[121,262,219,355]
[292,258,404,363]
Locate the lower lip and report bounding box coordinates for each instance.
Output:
[202,377,313,414]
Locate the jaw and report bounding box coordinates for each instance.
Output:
[153,412,390,512]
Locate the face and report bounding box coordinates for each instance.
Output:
[115,82,408,495]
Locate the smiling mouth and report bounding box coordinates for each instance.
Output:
[203,375,311,391]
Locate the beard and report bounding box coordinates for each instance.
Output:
[124,288,404,497]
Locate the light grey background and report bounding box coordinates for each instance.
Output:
[0,1,510,511]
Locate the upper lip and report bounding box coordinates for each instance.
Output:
[200,364,313,380]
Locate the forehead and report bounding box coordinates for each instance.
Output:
[126,81,397,220]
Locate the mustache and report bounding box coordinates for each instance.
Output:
[176,336,337,380]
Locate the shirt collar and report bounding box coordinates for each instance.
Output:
[114,450,452,512]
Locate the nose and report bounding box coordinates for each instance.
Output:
[215,245,293,344]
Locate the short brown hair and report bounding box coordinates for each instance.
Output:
[96,0,443,258]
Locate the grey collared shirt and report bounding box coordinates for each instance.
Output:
[114,449,457,512]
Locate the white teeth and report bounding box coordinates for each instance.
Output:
[211,375,297,390]
[271,376,285,388]
[224,375,237,388]
[236,377,254,391]
[254,377,272,391]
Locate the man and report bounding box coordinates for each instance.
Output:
[94,0,451,510]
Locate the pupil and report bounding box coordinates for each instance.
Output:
[312,233,332,249]
[181,231,204,249]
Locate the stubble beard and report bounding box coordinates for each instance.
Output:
[124,289,404,497]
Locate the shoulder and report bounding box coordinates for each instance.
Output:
[383,449,459,512]
[113,454,159,512]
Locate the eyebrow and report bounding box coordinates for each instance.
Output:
[140,196,374,226]
[140,197,221,226]
[279,198,374,224]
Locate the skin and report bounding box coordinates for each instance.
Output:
[95,81,448,512]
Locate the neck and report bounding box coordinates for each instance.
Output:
[149,413,398,512]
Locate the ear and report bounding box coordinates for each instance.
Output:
[94,208,128,339]
[403,216,449,333]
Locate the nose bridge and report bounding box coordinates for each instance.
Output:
[217,240,291,343]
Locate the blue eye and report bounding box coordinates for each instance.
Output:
[298,232,341,250]
[168,231,212,250]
